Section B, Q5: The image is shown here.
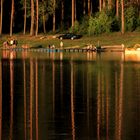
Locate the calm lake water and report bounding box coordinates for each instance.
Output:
[0,50,140,140]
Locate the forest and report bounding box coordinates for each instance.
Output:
[0,0,140,36]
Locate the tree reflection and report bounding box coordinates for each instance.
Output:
[0,60,2,140]
[2,50,16,59]
[70,60,75,140]
[10,59,14,140]
[1,52,138,140]
[23,58,27,140]
[29,59,34,140]
[35,59,39,140]
[115,54,124,140]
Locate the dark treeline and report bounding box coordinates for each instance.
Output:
[0,0,140,36]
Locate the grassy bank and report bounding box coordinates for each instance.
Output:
[0,32,140,48]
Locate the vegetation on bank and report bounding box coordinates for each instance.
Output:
[0,32,139,48]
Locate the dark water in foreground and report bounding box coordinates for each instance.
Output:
[0,50,140,140]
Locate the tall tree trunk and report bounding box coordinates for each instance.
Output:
[61,0,64,30]
[35,0,39,36]
[30,0,35,36]
[0,0,3,35]
[121,0,125,34]
[99,0,102,12]
[42,12,46,33]
[23,0,26,35]
[72,0,75,30]
[53,0,56,32]
[83,0,86,15]
[42,0,46,33]
[103,0,106,9]
[116,0,119,18]
[88,0,91,16]
[108,0,112,10]
[10,0,14,36]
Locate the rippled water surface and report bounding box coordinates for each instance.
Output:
[0,50,140,140]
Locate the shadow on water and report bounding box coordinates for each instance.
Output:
[0,50,140,140]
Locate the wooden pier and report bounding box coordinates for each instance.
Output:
[0,45,125,53]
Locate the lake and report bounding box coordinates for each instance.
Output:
[0,50,140,140]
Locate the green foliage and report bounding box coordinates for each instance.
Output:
[111,17,120,32]
[125,6,137,31]
[78,16,89,34]
[88,16,98,35]
[69,20,80,33]
[136,16,140,31]
[88,11,112,36]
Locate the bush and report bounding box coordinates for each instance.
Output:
[78,16,89,34]
[125,6,137,31]
[88,11,112,35]
[135,16,140,31]
[111,17,120,32]
[69,20,80,33]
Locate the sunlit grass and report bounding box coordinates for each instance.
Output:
[0,32,139,48]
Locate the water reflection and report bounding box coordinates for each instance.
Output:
[0,50,140,140]
[10,59,14,140]
[0,60,2,140]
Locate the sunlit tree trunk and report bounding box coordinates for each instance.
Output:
[42,0,46,33]
[83,0,86,15]
[30,0,35,36]
[116,0,119,18]
[61,0,64,30]
[10,0,14,36]
[108,0,112,10]
[88,0,91,16]
[103,0,106,9]
[53,0,56,32]
[42,13,46,33]
[99,0,102,12]
[121,0,125,34]
[23,0,26,35]
[72,0,75,30]
[35,0,38,36]
[0,0,3,35]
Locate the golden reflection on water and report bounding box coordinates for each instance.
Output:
[35,59,39,140]
[30,59,34,140]
[10,59,14,140]
[1,49,140,62]
[0,60,2,140]
[125,50,140,61]
[97,70,101,140]
[23,59,27,140]
[52,55,55,119]
[71,61,75,140]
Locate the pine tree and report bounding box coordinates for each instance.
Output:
[0,0,3,35]
[10,0,14,36]
[30,0,34,36]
